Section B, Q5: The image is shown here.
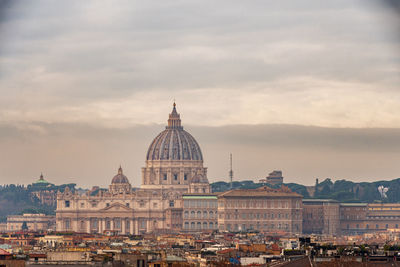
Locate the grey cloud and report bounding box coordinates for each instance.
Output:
[0,122,399,187]
[1,0,398,99]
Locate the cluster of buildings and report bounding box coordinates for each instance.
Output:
[303,200,400,236]
[55,104,303,235]
[2,104,400,266]
[2,228,400,266]
[3,104,400,239]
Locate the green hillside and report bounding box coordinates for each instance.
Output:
[0,184,75,222]
[211,177,400,203]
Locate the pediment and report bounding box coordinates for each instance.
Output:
[101,202,132,211]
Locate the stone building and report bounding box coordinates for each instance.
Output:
[365,203,400,231]
[340,203,400,235]
[339,203,367,235]
[142,103,210,194]
[182,193,218,231]
[266,171,284,185]
[7,213,55,231]
[217,186,303,234]
[30,174,57,206]
[56,103,211,233]
[301,201,400,236]
[302,199,340,235]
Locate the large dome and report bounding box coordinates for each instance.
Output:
[146,103,203,161]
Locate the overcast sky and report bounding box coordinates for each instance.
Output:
[0,0,399,187]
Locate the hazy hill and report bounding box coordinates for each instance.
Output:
[0,184,75,222]
[211,177,400,203]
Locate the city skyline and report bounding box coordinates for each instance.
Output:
[0,0,399,187]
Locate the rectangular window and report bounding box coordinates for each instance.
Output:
[169,201,174,207]
[163,174,167,180]
[65,219,70,229]
[174,174,178,180]
[126,203,130,207]
[65,200,70,208]
[184,174,188,180]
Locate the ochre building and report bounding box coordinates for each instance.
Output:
[217,186,303,234]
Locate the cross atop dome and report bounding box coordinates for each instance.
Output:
[167,102,182,129]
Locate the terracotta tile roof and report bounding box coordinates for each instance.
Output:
[0,248,11,255]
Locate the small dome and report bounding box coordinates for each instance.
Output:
[33,173,51,186]
[146,103,203,161]
[111,166,130,184]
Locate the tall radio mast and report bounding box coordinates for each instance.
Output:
[229,153,233,189]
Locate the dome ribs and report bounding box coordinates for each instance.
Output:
[145,104,203,162]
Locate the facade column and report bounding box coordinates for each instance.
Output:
[147,219,152,233]
[130,219,134,234]
[121,218,126,235]
[73,218,78,232]
[102,219,106,233]
[110,219,114,231]
[97,219,101,234]
[86,218,91,233]
[135,220,139,235]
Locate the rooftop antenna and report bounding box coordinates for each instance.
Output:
[229,153,233,189]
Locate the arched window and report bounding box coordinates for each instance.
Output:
[191,222,195,229]
[209,222,214,229]
[184,211,189,219]
[203,222,208,229]
[209,211,214,219]
[197,211,201,218]
[197,222,201,229]
[203,211,207,219]
[184,222,189,229]
[190,211,195,218]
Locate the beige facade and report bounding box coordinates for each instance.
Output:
[217,186,303,234]
[182,194,218,231]
[302,199,340,235]
[7,213,55,231]
[56,104,210,233]
[340,203,400,235]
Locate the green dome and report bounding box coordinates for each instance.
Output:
[33,173,51,186]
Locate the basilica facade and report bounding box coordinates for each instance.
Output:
[56,103,211,234]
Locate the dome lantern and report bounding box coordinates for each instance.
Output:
[167,102,182,129]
